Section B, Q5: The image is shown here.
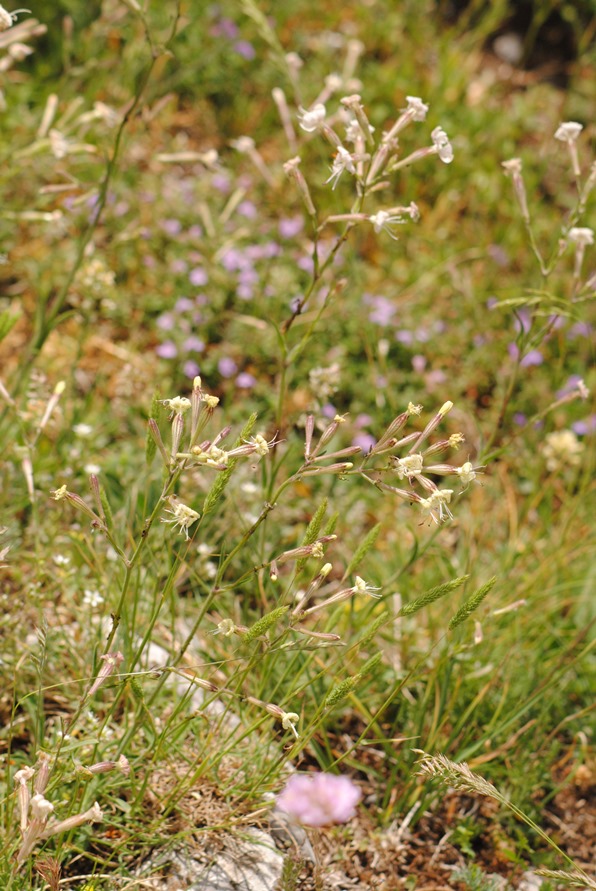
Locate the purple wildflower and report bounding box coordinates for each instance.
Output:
[236,372,256,389]
[183,336,205,353]
[218,357,238,378]
[183,360,201,379]
[170,259,188,274]
[234,40,256,60]
[572,415,596,436]
[156,342,178,359]
[520,350,543,367]
[175,297,194,313]
[237,200,258,218]
[353,432,377,454]
[161,218,182,236]
[189,267,208,287]
[157,314,175,331]
[279,216,304,238]
[276,773,361,827]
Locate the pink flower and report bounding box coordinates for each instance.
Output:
[275,773,361,827]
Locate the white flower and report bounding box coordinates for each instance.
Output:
[431,126,454,163]
[568,227,594,246]
[393,454,424,479]
[83,589,104,608]
[250,433,272,457]
[352,576,382,598]
[542,430,584,472]
[554,122,583,143]
[30,793,54,821]
[0,5,17,30]
[73,423,93,438]
[456,462,477,485]
[368,210,406,240]
[281,711,300,738]
[419,489,454,523]
[345,116,374,143]
[297,103,326,132]
[161,499,200,540]
[405,96,429,121]
[502,157,523,174]
[161,395,191,414]
[230,136,255,153]
[325,145,356,189]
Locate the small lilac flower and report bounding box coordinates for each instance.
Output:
[183,360,201,379]
[189,267,208,286]
[188,224,204,239]
[170,258,188,274]
[354,413,373,428]
[322,403,337,418]
[220,248,245,271]
[486,296,499,309]
[396,330,414,345]
[367,295,395,326]
[572,415,596,436]
[211,173,231,193]
[487,244,509,267]
[143,255,156,268]
[234,40,256,60]
[161,218,182,236]
[276,773,361,827]
[520,350,543,367]
[353,432,377,454]
[175,297,194,313]
[211,17,238,39]
[513,412,527,426]
[513,308,532,334]
[237,200,257,218]
[279,216,304,238]
[567,321,592,339]
[183,336,205,353]
[218,357,238,378]
[157,313,175,331]
[237,283,254,300]
[156,342,178,359]
[236,372,256,388]
[412,354,427,373]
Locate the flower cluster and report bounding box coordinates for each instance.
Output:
[360,401,482,524]
[286,91,454,242]
[14,756,104,864]
[276,773,361,827]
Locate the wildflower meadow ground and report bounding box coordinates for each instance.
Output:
[0,1,594,889]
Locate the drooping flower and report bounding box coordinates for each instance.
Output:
[554,122,583,143]
[161,498,200,539]
[297,103,326,132]
[404,96,429,121]
[431,126,454,163]
[368,210,406,240]
[325,145,356,189]
[276,773,361,826]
